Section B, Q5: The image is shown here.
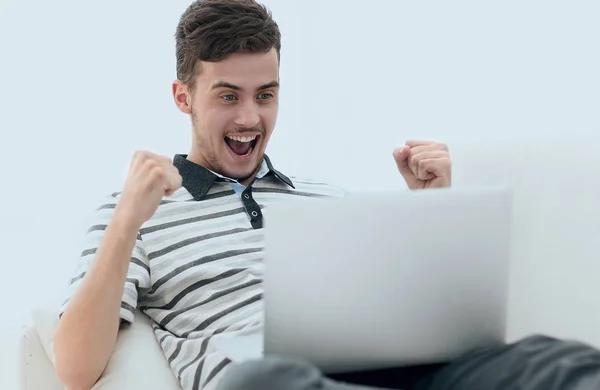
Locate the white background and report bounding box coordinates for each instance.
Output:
[0,0,599,387]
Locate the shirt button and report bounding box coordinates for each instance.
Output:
[251,211,258,217]
[244,194,250,199]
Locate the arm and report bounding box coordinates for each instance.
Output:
[53,211,140,390]
[52,151,182,390]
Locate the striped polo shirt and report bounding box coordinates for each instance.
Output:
[60,154,346,390]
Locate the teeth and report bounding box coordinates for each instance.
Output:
[226,135,257,143]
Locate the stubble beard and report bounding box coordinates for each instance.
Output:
[190,110,264,183]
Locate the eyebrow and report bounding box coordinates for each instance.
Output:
[211,80,280,91]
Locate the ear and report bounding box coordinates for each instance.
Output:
[172,80,192,115]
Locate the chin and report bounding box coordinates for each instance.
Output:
[220,164,259,184]
[221,133,266,181]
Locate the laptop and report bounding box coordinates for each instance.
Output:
[212,186,513,374]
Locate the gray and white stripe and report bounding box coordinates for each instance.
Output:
[60,175,346,389]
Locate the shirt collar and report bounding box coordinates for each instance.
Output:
[172,154,294,200]
[209,158,270,181]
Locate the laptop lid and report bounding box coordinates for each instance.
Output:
[262,187,513,373]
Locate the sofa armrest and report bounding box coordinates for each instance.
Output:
[0,325,24,390]
[28,306,181,390]
[19,324,65,390]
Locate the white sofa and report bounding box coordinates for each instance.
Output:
[17,136,600,389]
[20,323,64,390]
[20,307,182,390]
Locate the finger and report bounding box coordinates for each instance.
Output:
[168,170,183,193]
[405,140,435,148]
[145,164,166,192]
[130,150,151,174]
[159,154,174,166]
[409,151,449,180]
[162,167,182,195]
[167,160,183,190]
[393,145,412,178]
[417,157,452,181]
[408,150,448,170]
[164,182,178,197]
[154,155,177,182]
[132,151,166,178]
[407,143,449,155]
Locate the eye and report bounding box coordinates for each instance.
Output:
[221,94,238,102]
[257,93,274,101]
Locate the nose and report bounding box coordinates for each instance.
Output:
[234,101,260,129]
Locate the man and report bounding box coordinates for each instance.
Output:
[53,1,600,390]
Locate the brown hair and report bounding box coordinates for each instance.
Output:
[175,0,281,89]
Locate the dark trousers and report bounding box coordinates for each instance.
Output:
[217,335,600,390]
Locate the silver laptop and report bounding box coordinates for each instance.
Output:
[212,186,513,374]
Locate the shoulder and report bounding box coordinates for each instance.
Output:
[92,191,123,211]
[79,192,123,228]
[92,187,190,209]
[287,176,348,198]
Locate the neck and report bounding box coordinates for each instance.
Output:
[236,161,264,187]
[186,149,211,171]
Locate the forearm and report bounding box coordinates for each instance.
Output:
[54,213,140,389]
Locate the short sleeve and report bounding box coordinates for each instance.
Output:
[59,193,151,324]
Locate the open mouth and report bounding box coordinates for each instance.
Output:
[224,134,260,157]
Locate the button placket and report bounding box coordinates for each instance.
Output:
[241,188,263,229]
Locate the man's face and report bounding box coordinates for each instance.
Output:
[174,48,280,182]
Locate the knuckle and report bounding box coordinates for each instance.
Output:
[151,172,167,188]
[134,150,149,160]
[152,165,165,177]
[148,166,165,182]
[161,155,172,164]
[142,160,159,173]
